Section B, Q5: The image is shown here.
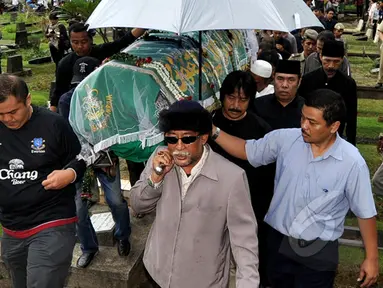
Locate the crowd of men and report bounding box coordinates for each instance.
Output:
[0,1,382,288]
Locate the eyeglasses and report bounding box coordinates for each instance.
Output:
[164,135,200,145]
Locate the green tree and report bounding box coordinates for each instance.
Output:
[57,0,110,43]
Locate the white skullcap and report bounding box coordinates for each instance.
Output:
[250,60,272,78]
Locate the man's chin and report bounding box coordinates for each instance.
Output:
[303,137,313,144]
[4,123,20,130]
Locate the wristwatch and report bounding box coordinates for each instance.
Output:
[211,127,221,141]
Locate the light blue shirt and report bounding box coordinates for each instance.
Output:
[245,128,377,241]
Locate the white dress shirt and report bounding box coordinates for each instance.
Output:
[256,84,274,98]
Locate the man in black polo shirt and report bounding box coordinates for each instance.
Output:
[253,60,305,130]
[299,40,357,146]
[0,75,85,288]
[50,23,145,112]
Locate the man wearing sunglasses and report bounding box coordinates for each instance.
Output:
[130,100,260,288]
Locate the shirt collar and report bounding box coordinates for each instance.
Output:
[304,133,343,161]
[198,145,218,181]
[322,133,343,161]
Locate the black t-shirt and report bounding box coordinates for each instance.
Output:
[51,31,137,107]
[253,93,305,130]
[0,106,83,230]
[209,109,275,221]
[298,68,357,146]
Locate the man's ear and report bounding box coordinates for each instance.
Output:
[330,121,341,134]
[26,93,32,106]
[200,134,209,144]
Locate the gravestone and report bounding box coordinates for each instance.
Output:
[28,56,52,65]
[15,31,28,48]
[16,22,26,32]
[356,19,364,31]
[89,212,115,247]
[6,55,32,76]
[345,19,364,34]
[7,55,23,74]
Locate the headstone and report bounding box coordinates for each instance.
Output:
[356,36,368,41]
[357,19,364,31]
[15,31,28,48]
[28,56,52,65]
[6,55,32,76]
[90,212,115,233]
[352,32,365,36]
[371,68,380,74]
[16,22,25,32]
[366,28,373,40]
[7,55,23,74]
[10,12,17,23]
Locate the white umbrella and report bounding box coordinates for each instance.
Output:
[87,0,323,99]
[87,0,323,33]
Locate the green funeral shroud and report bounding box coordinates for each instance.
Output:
[69,30,249,163]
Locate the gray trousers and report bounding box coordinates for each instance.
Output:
[1,223,76,288]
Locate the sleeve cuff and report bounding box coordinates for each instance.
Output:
[66,168,77,183]
[148,175,163,189]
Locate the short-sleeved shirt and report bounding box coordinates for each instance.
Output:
[245,128,377,241]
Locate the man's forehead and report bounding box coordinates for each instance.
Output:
[228,88,245,95]
[302,105,324,119]
[70,31,89,39]
[275,73,298,78]
[0,95,24,114]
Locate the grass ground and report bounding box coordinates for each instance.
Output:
[336,246,383,287]
[345,34,380,86]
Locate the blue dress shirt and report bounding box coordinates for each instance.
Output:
[245,129,377,241]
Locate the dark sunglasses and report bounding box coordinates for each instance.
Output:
[164,135,200,145]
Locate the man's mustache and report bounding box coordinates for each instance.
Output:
[173,151,191,157]
[301,129,309,136]
[228,108,242,113]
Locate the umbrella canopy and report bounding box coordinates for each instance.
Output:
[87,0,323,33]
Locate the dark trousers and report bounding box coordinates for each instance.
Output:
[357,5,363,18]
[126,160,145,187]
[258,222,271,286]
[49,43,65,69]
[1,223,76,288]
[267,227,337,288]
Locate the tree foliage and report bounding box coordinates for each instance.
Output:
[56,0,109,43]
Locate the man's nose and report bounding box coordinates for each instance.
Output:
[175,139,185,150]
